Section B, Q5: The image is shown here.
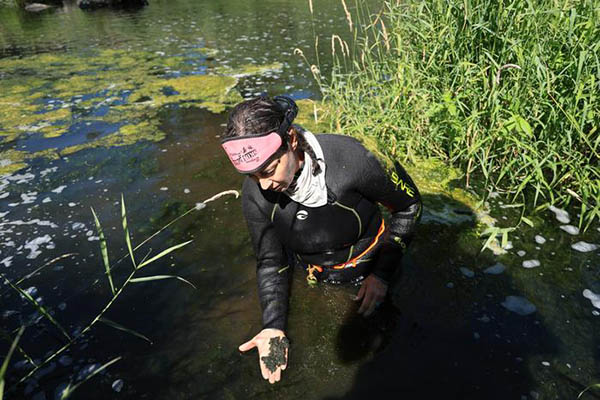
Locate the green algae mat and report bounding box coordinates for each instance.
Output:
[0,48,246,175]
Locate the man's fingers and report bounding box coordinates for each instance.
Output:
[363,299,377,317]
[357,292,373,314]
[239,339,257,352]
[280,348,288,370]
[354,283,366,301]
[259,359,270,380]
[271,367,281,383]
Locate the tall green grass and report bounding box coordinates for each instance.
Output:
[311,0,600,229]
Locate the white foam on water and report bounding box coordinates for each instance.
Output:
[522,259,540,269]
[534,235,546,244]
[24,235,53,259]
[0,219,58,228]
[184,188,190,194]
[21,192,38,204]
[459,267,474,278]
[501,296,536,315]
[548,205,570,224]
[541,361,550,367]
[0,192,8,199]
[58,355,72,366]
[40,167,57,177]
[6,173,35,184]
[560,225,579,235]
[478,314,491,323]
[484,262,506,274]
[51,185,67,194]
[71,222,85,230]
[571,242,598,253]
[583,289,600,309]
[0,211,8,218]
[68,202,76,207]
[1,256,13,267]
[77,363,101,381]
[160,187,168,191]
[87,236,99,241]
[42,197,51,203]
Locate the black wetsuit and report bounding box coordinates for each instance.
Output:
[242,134,421,330]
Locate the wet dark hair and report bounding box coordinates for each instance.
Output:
[223,96,322,176]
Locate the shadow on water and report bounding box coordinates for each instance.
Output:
[325,193,561,400]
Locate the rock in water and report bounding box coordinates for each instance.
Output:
[583,289,600,309]
[501,296,536,315]
[484,262,506,275]
[25,3,52,12]
[571,242,598,253]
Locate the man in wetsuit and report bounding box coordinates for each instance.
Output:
[220,96,421,384]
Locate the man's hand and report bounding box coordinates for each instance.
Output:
[355,274,388,316]
[239,328,288,384]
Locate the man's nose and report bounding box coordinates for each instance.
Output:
[259,178,272,190]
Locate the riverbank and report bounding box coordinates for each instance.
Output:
[310,0,600,230]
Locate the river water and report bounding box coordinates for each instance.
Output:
[1,1,599,399]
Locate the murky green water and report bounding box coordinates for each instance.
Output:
[1,1,599,399]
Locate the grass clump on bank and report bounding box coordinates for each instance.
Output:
[312,0,600,229]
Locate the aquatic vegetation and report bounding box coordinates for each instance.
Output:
[0,48,244,172]
[308,0,600,230]
[294,99,333,136]
[216,62,283,78]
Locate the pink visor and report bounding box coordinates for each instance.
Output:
[221,131,283,174]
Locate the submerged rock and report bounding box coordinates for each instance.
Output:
[548,205,570,224]
[560,225,580,235]
[484,262,506,275]
[583,289,600,309]
[571,241,598,253]
[522,259,540,269]
[24,3,53,12]
[78,0,148,9]
[501,296,536,316]
[112,379,124,392]
[459,267,474,278]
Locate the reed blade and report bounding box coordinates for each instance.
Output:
[137,240,193,269]
[0,275,70,341]
[121,194,137,270]
[0,327,25,400]
[99,318,152,344]
[91,207,116,295]
[130,275,197,289]
[60,357,122,399]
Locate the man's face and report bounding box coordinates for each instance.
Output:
[251,148,298,192]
